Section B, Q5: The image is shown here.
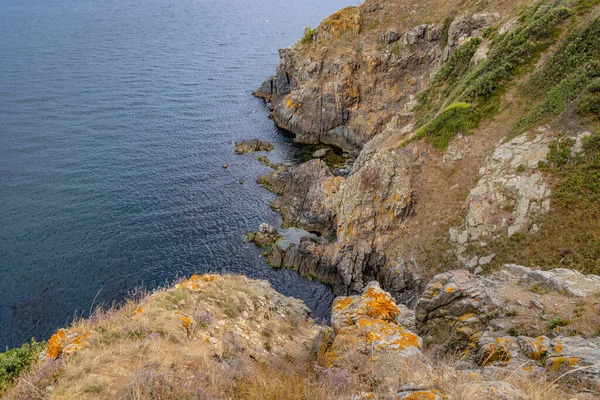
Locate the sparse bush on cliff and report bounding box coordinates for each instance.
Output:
[411,102,481,149]
[300,27,315,45]
[515,16,600,133]
[416,0,574,147]
[0,339,44,394]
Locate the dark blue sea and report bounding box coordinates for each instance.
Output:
[0,0,357,349]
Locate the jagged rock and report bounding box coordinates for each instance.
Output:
[546,336,600,387]
[330,281,413,332]
[473,332,600,390]
[415,270,504,345]
[444,13,500,60]
[502,264,600,297]
[247,223,282,246]
[472,381,527,400]
[257,160,343,237]
[234,139,274,154]
[316,282,425,393]
[256,155,283,170]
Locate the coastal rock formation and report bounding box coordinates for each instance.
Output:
[234,139,274,154]
[254,1,499,152]
[246,223,282,246]
[449,132,553,260]
[258,160,342,237]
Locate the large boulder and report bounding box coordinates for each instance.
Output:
[315,282,424,383]
[415,269,504,345]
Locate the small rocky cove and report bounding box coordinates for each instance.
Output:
[3,0,600,398]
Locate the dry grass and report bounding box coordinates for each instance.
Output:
[3,274,590,399]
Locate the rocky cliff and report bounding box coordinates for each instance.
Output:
[253,0,600,306]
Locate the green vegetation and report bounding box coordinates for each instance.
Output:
[413,1,574,149]
[0,340,45,394]
[410,102,481,149]
[300,27,315,45]
[514,16,600,134]
[508,327,522,337]
[548,317,569,330]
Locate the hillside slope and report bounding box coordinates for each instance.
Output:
[254,0,600,303]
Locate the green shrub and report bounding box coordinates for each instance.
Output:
[508,327,522,337]
[548,317,569,329]
[300,27,315,45]
[0,340,45,394]
[412,102,481,149]
[415,1,574,147]
[515,16,600,132]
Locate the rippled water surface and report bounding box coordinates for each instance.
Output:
[0,0,358,348]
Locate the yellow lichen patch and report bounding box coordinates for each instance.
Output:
[365,331,382,343]
[364,287,399,321]
[458,313,477,322]
[548,356,579,372]
[285,94,296,110]
[553,340,563,354]
[529,337,548,360]
[321,7,362,38]
[444,286,456,293]
[46,329,66,359]
[389,329,421,350]
[402,391,441,400]
[333,297,353,311]
[176,274,218,291]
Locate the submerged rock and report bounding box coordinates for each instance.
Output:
[234,139,274,154]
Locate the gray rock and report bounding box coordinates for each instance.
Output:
[503,264,600,297]
[416,270,504,345]
[312,148,329,158]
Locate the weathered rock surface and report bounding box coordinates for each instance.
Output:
[502,264,600,298]
[415,269,504,345]
[234,139,274,154]
[315,282,430,394]
[254,3,498,152]
[257,160,342,237]
[247,223,282,246]
[450,133,553,260]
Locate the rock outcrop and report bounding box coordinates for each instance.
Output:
[246,223,282,246]
[234,139,274,154]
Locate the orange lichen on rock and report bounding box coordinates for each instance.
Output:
[389,329,421,351]
[548,356,579,372]
[176,274,218,291]
[62,332,94,357]
[401,390,446,400]
[364,287,400,321]
[46,329,66,359]
[333,297,353,311]
[321,7,362,38]
[180,316,192,329]
[285,94,296,110]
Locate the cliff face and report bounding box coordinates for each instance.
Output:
[254,2,501,151]
[255,0,600,303]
